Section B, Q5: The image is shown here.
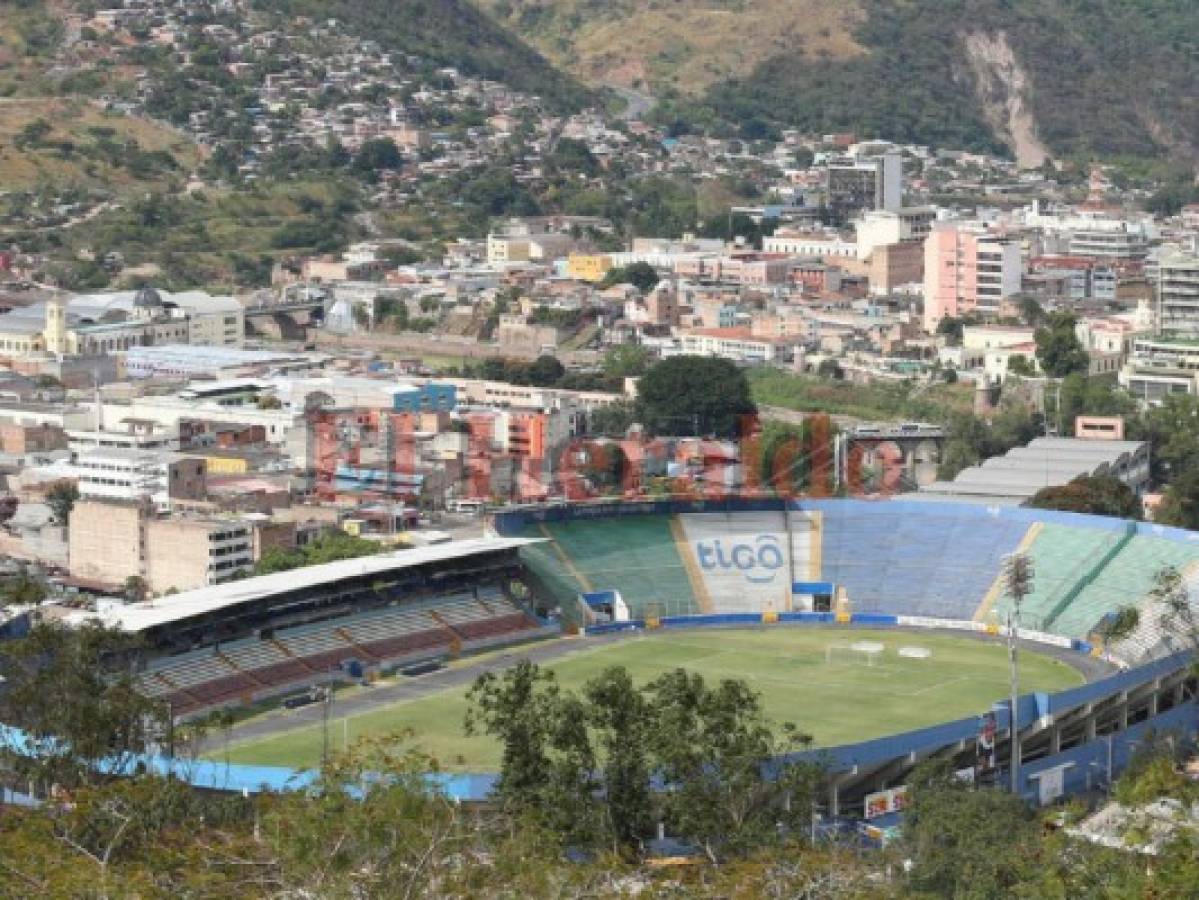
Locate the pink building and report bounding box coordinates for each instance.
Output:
[923,226,1022,333]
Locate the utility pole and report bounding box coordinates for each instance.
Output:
[321,673,334,767]
[1003,552,1033,797]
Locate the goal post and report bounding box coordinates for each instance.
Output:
[825,640,885,666]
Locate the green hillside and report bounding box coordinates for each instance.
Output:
[475,0,865,96]
[501,0,1199,163]
[698,0,1199,159]
[257,0,594,113]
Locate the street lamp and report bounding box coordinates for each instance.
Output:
[1003,552,1033,796]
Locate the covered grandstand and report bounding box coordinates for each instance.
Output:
[99,538,557,717]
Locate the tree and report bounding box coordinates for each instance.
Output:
[583,667,653,854]
[601,262,659,292]
[1,571,46,606]
[587,400,637,437]
[755,418,836,496]
[816,358,844,380]
[938,405,1043,480]
[1055,373,1135,435]
[636,356,756,438]
[645,669,817,862]
[526,354,566,387]
[903,759,1045,897]
[1007,353,1036,377]
[253,531,380,575]
[1146,566,1199,664]
[545,137,599,177]
[1017,294,1045,326]
[1035,312,1089,377]
[602,345,651,378]
[464,660,561,814]
[1094,605,1141,649]
[1155,466,1199,531]
[0,623,168,790]
[578,442,628,492]
[46,479,80,525]
[123,575,149,604]
[936,315,976,346]
[351,137,402,177]
[1133,393,1199,483]
[1030,474,1141,519]
[266,734,481,898]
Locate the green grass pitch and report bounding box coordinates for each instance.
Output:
[218,628,1084,771]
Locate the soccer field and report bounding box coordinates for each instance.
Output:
[219,628,1084,771]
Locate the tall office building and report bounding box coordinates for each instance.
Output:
[824,150,902,223]
[1156,250,1199,335]
[923,225,1023,333]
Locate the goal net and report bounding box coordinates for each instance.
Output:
[825,640,885,666]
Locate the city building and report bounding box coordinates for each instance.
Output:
[824,150,903,221]
[0,287,244,362]
[45,448,207,509]
[1155,251,1199,335]
[678,328,792,364]
[1119,335,1199,402]
[69,499,256,593]
[923,225,1023,332]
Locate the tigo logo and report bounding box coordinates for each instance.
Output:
[695,535,784,584]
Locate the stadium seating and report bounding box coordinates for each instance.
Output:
[139,592,544,716]
[497,500,1199,666]
[1110,564,1199,661]
[814,502,1029,619]
[1051,536,1199,638]
[988,524,1129,630]
[521,517,699,617]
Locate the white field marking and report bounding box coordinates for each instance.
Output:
[912,674,970,696]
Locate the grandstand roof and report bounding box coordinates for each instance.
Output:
[101,537,541,633]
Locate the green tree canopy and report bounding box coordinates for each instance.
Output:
[903,759,1045,897]
[602,345,651,378]
[601,261,659,292]
[1035,312,1089,377]
[46,480,80,526]
[1154,466,1199,531]
[254,530,380,575]
[0,623,166,790]
[1030,474,1141,519]
[635,356,756,438]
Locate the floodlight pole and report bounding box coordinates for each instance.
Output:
[1008,605,1019,795]
[1003,553,1033,797]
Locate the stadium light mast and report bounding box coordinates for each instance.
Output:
[1003,552,1033,797]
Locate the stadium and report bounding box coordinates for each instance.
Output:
[7,498,1198,822]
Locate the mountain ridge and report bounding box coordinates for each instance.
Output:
[485,0,1199,164]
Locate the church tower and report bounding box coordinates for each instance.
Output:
[44,296,67,355]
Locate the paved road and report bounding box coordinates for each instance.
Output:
[760,405,862,429]
[608,84,655,122]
